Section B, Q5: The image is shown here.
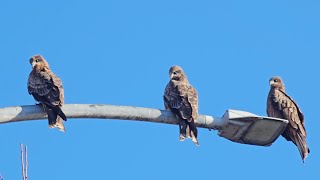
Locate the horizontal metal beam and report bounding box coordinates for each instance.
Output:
[0,104,227,130]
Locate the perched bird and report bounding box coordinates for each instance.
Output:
[164,66,199,146]
[28,55,67,132]
[267,76,310,161]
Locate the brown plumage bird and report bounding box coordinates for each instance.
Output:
[267,76,310,161]
[164,66,199,146]
[28,55,67,132]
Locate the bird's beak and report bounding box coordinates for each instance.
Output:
[269,80,274,85]
[31,62,37,68]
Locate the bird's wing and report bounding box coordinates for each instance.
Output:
[50,72,64,105]
[28,71,63,106]
[28,71,53,96]
[164,82,183,109]
[271,89,306,137]
[187,85,198,120]
[164,81,193,121]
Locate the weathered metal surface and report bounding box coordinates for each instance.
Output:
[0,105,289,146]
[219,110,289,146]
[0,104,225,130]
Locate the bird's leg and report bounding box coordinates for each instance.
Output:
[179,123,185,141]
[179,123,187,141]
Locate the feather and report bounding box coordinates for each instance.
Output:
[27,55,66,132]
[164,66,199,146]
[267,76,309,161]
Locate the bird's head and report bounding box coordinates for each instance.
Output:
[269,76,285,91]
[169,65,187,81]
[29,55,49,71]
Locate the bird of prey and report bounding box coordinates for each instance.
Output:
[164,66,199,146]
[28,55,67,132]
[267,76,310,161]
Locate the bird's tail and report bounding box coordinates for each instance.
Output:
[179,118,199,146]
[52,105,67,121]
[188,120,199,146]
[45,105,67,132]
[55,117,66,132]
[294,133,310,162]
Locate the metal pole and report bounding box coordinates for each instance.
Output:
[0,104,227,130]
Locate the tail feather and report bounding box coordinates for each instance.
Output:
[188,120,199,146]
[45,106,66,132]
[294,133,310,162]
[52,106,67,121]
[178,117,199,146]
[55,117,66,132]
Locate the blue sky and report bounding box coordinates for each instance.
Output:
[0,0,319,179]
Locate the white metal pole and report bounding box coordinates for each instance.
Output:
[0,104,227,130]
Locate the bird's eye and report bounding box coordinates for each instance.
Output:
[173,71,177,75]
[274,79,278,82]
[35,59,39,62]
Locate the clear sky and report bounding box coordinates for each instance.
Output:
[0,0,319,179]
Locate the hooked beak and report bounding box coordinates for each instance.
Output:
[32,62,37,68]
[269,80,275,85]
